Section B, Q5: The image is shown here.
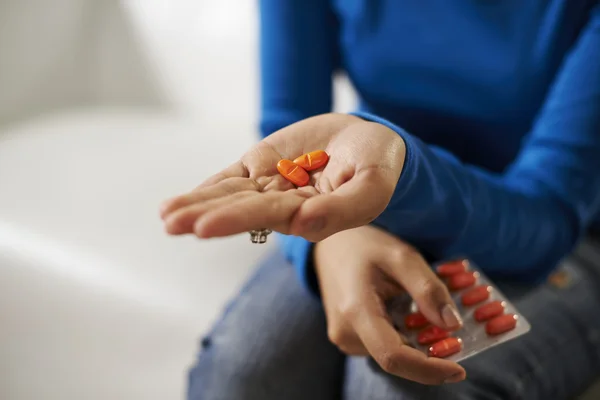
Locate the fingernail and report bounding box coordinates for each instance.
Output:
[444,373,464,384]
[441,304,463,329]
[306,217,325,233]
[159,202,171,218]
[193,219,209,238]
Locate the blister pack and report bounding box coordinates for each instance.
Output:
[387,259,531,362]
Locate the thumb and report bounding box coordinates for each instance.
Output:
[381,243,463,331]
[290,168,394,241]
[350,281,465,384]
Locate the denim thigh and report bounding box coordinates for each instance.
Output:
[344,239,600,400]
[187,250,344,400]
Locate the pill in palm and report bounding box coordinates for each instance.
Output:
[293,150,329,171]
[277,159,310,187]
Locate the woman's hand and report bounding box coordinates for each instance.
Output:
[160,113,405,242]
[315,225,466,385]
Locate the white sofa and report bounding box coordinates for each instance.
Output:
[0,2,597,399]
[0,2,273,399]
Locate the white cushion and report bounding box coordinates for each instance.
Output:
[0,110,272,399]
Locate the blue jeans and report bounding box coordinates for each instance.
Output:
[188,238,600,400]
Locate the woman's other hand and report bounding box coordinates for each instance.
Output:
[314,225,466,385]
[159,113,405,242]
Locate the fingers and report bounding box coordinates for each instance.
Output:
[160,177,259,220]
[164,190,257,234]
[290,168,395,241]
[160,161,249,219]
[193,189,318,238]
[326,321,370,356]
[382,244,462,331]
[314,226,465,384]
[161,174,321,238]
[195,161,249,189]
[350,292,465,385]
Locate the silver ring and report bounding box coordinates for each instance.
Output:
[249,229,272,244]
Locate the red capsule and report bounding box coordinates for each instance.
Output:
[428,337,463,358]
[461,285,492,306]
[276,159,310,187]
[474,300,505,322]
[417,326,450,345]
[404,312,429,330]
[486,314,518,335]
[293,150,329,171]
[448,271,477,291]
[436,260,469,277]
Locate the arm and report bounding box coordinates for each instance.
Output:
[258,0,339,287]
[360,5,600,281]
[259,0,339,136]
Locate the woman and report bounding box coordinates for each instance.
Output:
[161,1,600,399]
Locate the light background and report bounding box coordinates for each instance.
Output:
[0,1,354,399]
[0,1,597,400]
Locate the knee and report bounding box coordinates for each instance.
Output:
[185,303,315,400]
[187,334,267,400]
[185,254,333,399]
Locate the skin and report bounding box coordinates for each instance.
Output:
[314,225,466,385]
[160,113,404,242]
[160,113,465,384]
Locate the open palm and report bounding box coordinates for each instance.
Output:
[160,113,405,242]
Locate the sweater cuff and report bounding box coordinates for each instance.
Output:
[276,233,320,296]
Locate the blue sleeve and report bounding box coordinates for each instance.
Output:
[258,0,339,292]
[355,6,600,282]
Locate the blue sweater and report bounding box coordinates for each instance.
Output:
[259,0,600,291]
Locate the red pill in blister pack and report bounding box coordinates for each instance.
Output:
[448,271,478,290]
[436,260,469,277]
[404,312,429,330]
[429,337,463,358]
[486,314,518,335]
[461,285,492,306]
[474,300,505,322]
[417,326,449,345]
[387,259,530,363]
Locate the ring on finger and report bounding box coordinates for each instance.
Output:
[249,228,272,244]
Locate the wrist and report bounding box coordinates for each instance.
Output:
[313,237,341,286]
[313,240,327,278]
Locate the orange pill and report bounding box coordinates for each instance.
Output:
[486,314,518,335]
[404,312,429,330]
[448,271,478,291]
[417,326,449,345]
[277,159,310,187]
[437,260,469,277]
[474,300,505,322]
[293,150,329,171]
[428,337,463,358]
[461,285,492,306]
